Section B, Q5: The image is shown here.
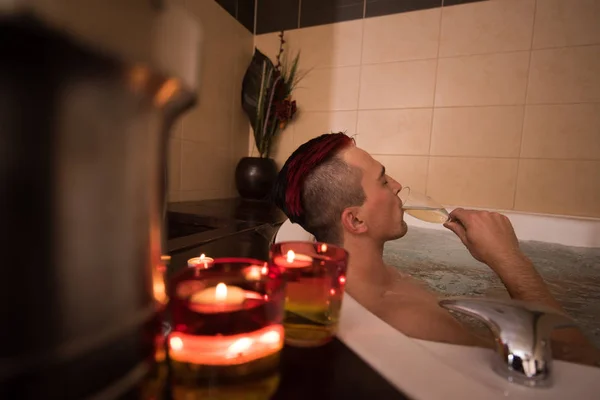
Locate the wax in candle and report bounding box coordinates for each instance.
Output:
[191,283,245,307]
[273,250,313,268]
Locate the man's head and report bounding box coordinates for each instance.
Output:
[272,133,407,246]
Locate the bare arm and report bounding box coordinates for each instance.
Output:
[444,209,599,365]
[380,301,490,348]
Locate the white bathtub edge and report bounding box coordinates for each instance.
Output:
[405,207,600,248]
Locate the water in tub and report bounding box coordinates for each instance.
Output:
[383,225,600,348]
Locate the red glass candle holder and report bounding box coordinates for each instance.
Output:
[270,241,348,347]
[167,258,285,394]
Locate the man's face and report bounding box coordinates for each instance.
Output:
[343,147,407,242]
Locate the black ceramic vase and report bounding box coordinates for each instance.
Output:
[235,157,278,200]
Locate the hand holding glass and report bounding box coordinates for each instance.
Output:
[399,187,450,224]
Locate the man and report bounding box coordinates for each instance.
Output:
[272,132,597,364]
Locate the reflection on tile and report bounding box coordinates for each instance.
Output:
[521,104,600,160]
[431,106,524,157]
[256,0,299,34]
[295,66,361,111]
[294,111,358,146]
[515,159,600,217]
[427,157,518,209]
[439,0,535,57]
[359,60,437,109]
[533,0,600,48]
[357,109,432,155]
[527,46,600,104]
[300,0,364,28]
[372,155,429,193]
[362,9,440,64]
[365,0,442,18]
[293,20,363,69]
[168,138,182,193]
[435,52,529,106]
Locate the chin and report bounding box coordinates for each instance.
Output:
[389,221,408,240]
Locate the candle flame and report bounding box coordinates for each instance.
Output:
[170,336,183,351]
[199,254,205,261]
[261,265,269,275]
[286,250,295,263]
[320,244,328,252]
[227,337,254,357]
[215,282,227,301]
[339,276,346,284]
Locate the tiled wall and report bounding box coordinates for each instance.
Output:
[168,0,252,202]
[254,0,600,218]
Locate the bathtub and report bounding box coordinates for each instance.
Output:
[274,209,600,399]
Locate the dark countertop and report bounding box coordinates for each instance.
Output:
[168,198,287,226]
[163,198,409,399]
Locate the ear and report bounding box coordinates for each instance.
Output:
[341,206,367,235]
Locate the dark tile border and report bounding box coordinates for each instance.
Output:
[365,0,442,19]
[214,0,256,33]
[218,0,491,35]
[300,0,364,28]
[256,0,300,35]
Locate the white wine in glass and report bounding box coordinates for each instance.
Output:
[399,187,450,224]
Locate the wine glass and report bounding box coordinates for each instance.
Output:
[398,187,450,224]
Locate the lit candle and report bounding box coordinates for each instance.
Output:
[189,282,249,313]
[187,253,214,268]
[273,249,313,268]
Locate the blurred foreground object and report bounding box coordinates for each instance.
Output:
[0,0,200,398]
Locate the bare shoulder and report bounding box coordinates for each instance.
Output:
[378,301,483,346]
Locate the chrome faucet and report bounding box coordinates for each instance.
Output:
[439,297,576,388]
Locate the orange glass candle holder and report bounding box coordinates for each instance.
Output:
[270,241,348,347]
[167,258,285,392]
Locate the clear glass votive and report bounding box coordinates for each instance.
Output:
[167,258,285,397]
[270,242,348,347]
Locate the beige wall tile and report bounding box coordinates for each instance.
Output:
[372,155,429,193]
[272,129,296,170]
[362,9,440,64]
[521,104,600,159]
[427,157,518,209]
[533,0,600,48]
[293,111,358,146]
[254,32,285,62]
[168,191,181,202]
[359,60,437,109]
[357,109,432,155]
[435,52,529,106]
[430,106,524,157]
[515,159,600,217]
[527,46,600,104]
[292,20,363,68]
[440,0,535,57]
[181,141,233,191]
[295,66,361,111]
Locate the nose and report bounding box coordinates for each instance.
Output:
[389,177,402,195]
